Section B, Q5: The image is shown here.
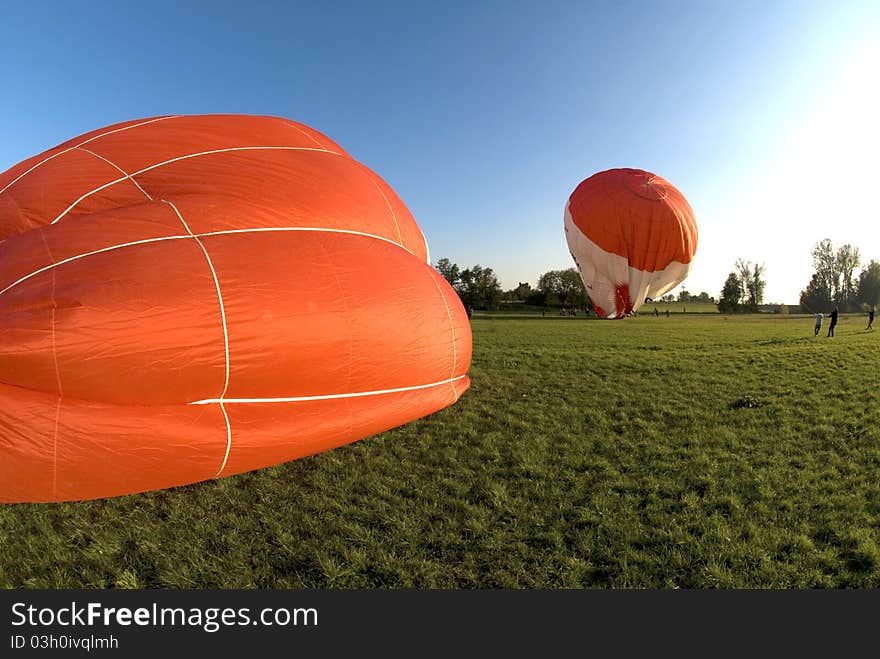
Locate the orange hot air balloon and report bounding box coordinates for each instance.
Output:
[0,114,471,503]
[564,168,698,318]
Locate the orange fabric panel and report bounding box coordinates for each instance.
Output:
[52,399,227,501]
[0,238,226,405]
[0,114,471,502]
[0,376,470,502]
[0,384,59,502]
[0,285,64,397]
[50,116,177,152]
[0,149,148,239]
[222,381,468,477]
[0,382,228,502]
[1,115,425,261]
[79,114,349,173]
[0,202,185,293]
[568,168,697,272]
[0,116,171,196]
[133,151,420,255]
[209,231,462,399]
[355,162,429,262]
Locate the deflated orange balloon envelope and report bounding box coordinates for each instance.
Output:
[564,168,698,318]
[0,114,471,503]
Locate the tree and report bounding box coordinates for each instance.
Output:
[505,282,532,301]
[800,272,830,313]
[733,258,766,311]
[536,270,563,306]
[536,268,590,309]
[802,240,862,311]
[857,260,880,308]
[432,258,502,310]
[836,244,860,309]
[721,259,765,312]
[811,239,838,304]
[434,258,460,288]
[735,258,751,296]
[524,288,549,307]
[457,264,502,310]
[748,262,766,310]
[557,269,590,309]
[718,272,743,313]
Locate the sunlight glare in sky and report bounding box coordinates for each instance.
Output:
[687,31,880,303]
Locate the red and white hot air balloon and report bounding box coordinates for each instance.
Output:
[564,168,698,318]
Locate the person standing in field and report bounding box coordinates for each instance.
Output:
[867,306,874,330]
[827,307,839,337]
[814,311,823,336]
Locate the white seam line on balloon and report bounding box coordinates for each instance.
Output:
[426,270,459,401]
[162,199,233,479]
[189,374,468,405]
[38,229,63,499]
[76,147,153,201]
[50,281,61,500]
[0,227,416,299]
[279,118,327,149]
[0,235,188,299]
[422,230,431,266]
[51,399,62,499]
[48,146,346,226]
[0,116,179,197]
[369,177,403,246]
[358,165,404,247]
[198,227,413,256]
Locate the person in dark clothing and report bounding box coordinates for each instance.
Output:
[827,307,839,337]
[867,306,874,330]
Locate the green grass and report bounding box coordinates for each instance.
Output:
[642,300,720,313]
[490,300,721,317]
[2,314,879,588]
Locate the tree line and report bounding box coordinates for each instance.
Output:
[718,259,767,313]
[798,239,878,312]
[437,237,880,315]
[435,258,714,312]
[435,258,588,310]
[718,239,879,314]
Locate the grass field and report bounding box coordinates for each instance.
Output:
[646,300,727,314]
[2,313,878,588]
[497,300,721,315]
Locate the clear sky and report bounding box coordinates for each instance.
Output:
[2,0,878,303]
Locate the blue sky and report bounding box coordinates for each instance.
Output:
[2,0,878,302]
